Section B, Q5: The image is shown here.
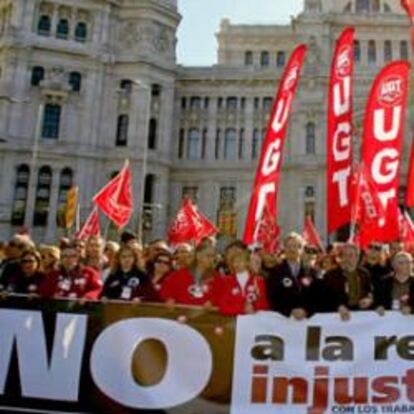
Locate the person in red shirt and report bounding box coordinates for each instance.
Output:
[160,242,217,306]
[44,243,102,300]
[212,245,269,315]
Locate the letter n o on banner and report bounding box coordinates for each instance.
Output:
[90,318,213,409]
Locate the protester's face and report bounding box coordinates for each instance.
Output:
[21,254,38,276]
[40,251,57,268]
[6,241,24,260]
[119,249,135,272]
[75,242,86,259]
[262,253,278,268]
[154,255,172,276]
[249,253,262,274]
[284,238,303,262]
[104,246,117,263]
[393,255,412,277]
[174,246,193,267]
[196,247,216,271]
[225,247,245,268]
[86,238,103,259]
[61,248,79,271]
[366,245,382,263]
[231,253,249,273]
[303,252,317,268]
[390,242,404,257]
[340,247,359,271]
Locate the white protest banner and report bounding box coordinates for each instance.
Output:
[232,311,414,414]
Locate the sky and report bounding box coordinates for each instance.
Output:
[177,0,304,66]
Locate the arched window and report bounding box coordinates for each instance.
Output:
[354,40,361,62]
[252,129,260,159]
[400,40,409,60]
[75,22,87,42]
[11,165,30,226]
[120,79,133,93]
[116,115,129,146]
[356,0,370,12]
[368,40,377,64]
[224,128,237,160]
[148,118,157,150]
[245,51,253,66]
[260,51,269,67]
[37,15,51,36]
[187,128,200,160]
[384,40,392,62]
[178,129,185,159]
[239,128,245,160]
[151,84,161,98]
[56,18,69,39]
[69,71,82,92]
[33,166,52,227]
[56,168,73,228]
[276,51,286,68]
[31,66,44,86]
[144,174,155,205]
[42,104,61,139]
[190,96,201,109]
[226,97,238,110]
[306,122,316,155]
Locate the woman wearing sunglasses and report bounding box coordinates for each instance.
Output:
[1,250,47,296]
[148,252,173,292]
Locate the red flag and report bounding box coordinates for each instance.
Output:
[243,44,307,244]
[399,210,414,252]
[168,199,218,245]
[351,164,386,248]
[303,216,324,251]
[361,61,410,242]
[406,139,414,207]
[327,27,355,234]
[254,203,280,254]
[93,160,133,228]
[401,0,414,51]
[76,207,100,240]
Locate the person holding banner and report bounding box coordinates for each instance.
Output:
[101,245,159,302]
[160,241,217,306]
[375,251,414,315]
[0,250,47,296]
[212,244,268,315]
[321,243,373,320]
[44,243,102,300]
[265,232,321,320]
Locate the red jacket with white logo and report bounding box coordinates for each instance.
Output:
[159,268,215,306]
[44,265,102,300]
[212,273,269,315]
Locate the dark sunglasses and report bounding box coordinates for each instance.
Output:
[156,260,171,266]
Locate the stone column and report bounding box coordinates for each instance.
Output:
[45,167,61,242]
[206,96,218,160]
[244,96,254,161]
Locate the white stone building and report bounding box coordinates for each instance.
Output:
[0,0,412,243]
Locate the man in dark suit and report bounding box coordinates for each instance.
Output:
[321,243,373,320]
[266,232,321,320]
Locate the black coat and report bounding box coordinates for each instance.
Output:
[265,260,322,317]
[101,268,159,302]
[374,273,414,311]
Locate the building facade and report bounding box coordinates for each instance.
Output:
[0,0,411,243]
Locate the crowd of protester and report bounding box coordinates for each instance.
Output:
[0,230,413,320]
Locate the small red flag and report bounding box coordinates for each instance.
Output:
[76,207,100,240]
[406,140,414,207]
[254,203,280,254]
[302,216,324,251]
[93,160,133,228]
[401,0,414,50]
[168,199,218,245]
[399,210,414,252]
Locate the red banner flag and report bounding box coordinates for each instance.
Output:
[168,199,218,245]
[351,164,386,248]
[327,27,355,234]
[303,216,324,251]
[401,0,414,50]
[399,210,414,252]
[93,160,133,229]
[76,207,100,240]
[406,139,414,207]
[254,203,280,254]
[361,61,410,242]
[243,44,307,244]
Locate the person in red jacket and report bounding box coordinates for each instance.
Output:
[212,245,269,315]
[44,243,102,300]
[160,241,217,306]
